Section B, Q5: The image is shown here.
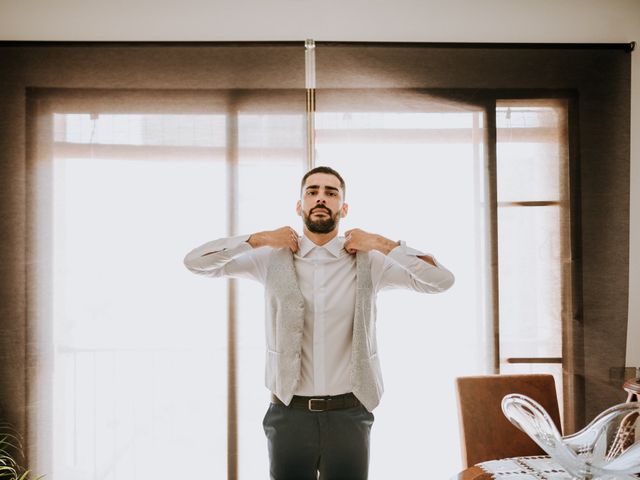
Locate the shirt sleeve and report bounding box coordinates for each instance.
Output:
[183,234,271,284]
[371,240,455,293]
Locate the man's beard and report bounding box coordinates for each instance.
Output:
[303,206,340,234]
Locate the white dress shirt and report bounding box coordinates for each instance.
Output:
[184,234,454,396]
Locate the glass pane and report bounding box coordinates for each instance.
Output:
[315,111,477,130]
[496,104,566,202]
[55,113,226,147]
[316,101,488,479]
[497,206,563,359]
[52,113,229,480]
[238,114,305,149]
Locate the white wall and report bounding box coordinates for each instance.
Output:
[1,0,639,366]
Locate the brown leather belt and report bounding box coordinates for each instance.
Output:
[271,392,361,412]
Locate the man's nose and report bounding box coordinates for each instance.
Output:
[316,196,326,204]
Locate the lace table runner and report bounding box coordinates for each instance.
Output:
[477,456,571,479]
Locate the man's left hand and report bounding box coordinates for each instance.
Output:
[344,228,400,255]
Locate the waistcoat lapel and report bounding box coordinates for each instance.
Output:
[350,251,382,411]
[265,248,305,405]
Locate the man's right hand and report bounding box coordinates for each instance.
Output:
[247,227,299,253]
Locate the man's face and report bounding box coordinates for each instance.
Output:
[296,173,348,234]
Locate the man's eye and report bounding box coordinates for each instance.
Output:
[327,191,337,197]
[306,191,317,196]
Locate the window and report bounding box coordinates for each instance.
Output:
[36,87,573,479]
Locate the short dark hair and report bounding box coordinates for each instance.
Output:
[300,166,346,197]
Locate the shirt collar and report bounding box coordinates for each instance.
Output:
[298,235,344,258]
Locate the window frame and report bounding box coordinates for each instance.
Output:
[31,87,582,473]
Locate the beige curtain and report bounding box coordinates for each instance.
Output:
[0,42,631,479]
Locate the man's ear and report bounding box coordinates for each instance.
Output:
[296,200,302,216]
[340,203,349,218]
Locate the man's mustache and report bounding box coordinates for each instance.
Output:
[310,206,332,215]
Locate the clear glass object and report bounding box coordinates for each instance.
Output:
[502,394,640,479]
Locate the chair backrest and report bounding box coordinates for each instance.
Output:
[455,374,562,467]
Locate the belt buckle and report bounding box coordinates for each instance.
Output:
[308,398,327,412]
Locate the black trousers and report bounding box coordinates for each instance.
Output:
[263,402,375,480]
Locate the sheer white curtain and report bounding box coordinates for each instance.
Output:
[49,111,231,480]
[32,90,491,480]
[33,94,308,480]
[314,93,490,478]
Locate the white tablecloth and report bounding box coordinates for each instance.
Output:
[477,456,571,479]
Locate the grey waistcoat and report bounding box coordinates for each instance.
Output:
[264,248,383,412]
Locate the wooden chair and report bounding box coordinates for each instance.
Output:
[455,374,562,468]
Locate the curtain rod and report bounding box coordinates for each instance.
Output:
[316,41,635,52]
[0,40,634,52]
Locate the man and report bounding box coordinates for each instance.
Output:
[184,166,454,479]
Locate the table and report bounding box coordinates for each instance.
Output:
[453,456,570,479]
